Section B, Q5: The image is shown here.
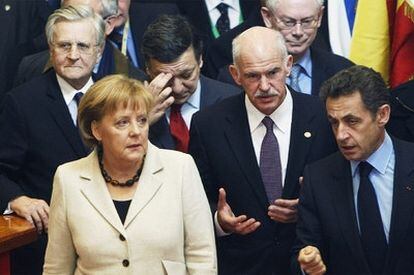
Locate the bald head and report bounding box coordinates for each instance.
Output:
[62,0,103,15]
[232,26,288,67]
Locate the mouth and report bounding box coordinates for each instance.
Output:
[126,144,142,150]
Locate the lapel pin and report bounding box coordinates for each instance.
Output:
[405,186,413,191]
[304,131,311,138]
[4,5,11,11]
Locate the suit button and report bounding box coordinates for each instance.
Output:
[119,234,125,241]
[122,259,129,267]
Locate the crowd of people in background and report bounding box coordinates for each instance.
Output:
[0,0,413,274]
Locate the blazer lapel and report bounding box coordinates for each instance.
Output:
[384,140,414,271]
[44,71,87,157]
[310,48,325,96]
[283,91,317,198]
[79,151,126,235]
[330,153,370,272]
[124,143,164,228]
[224,95,269,212]
[149,117,175,149]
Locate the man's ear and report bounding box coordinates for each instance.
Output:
[229,64,242,86]
[199,55,204,69]
[377,104,391,127]
[105,15,116,36]
[285,55,293,76]
[316,6,325,28]
[261,7,274,28]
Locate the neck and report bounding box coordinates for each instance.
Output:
[67,77,90,90]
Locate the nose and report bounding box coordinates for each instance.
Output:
[291,23,304,36]
[259,75,270,91]
[67,46,81,60]
[129,121,141,136]
[171,77,184,94]
[336,123,350,142]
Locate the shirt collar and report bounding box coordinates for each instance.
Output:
[295,48,312,77]
[186,79,201,109]
[245,86,293,134]
[56,74,94,105]
[350,132,393,176]
[205,0,240,13]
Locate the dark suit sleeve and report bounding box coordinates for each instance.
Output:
[188,113,219,214]
[0,93,29,211]
[291,164,326,273]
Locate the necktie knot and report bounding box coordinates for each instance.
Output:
[73,92,83,106]
[262,116,274,131]
[171,104,183,113]
[359,161,373,179]
[216,3,229,14]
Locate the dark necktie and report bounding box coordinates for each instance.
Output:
[289,64,302,92]
[357,161,388,274]
[260,117,283,203]
[170,104,189,153]
[74,92,83,106]
[216,3,230,35]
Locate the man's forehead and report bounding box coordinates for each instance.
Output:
[150,59,195,74]
[53,20,96,39]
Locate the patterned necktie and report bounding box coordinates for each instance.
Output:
[357,161,388,274]
[289,64,302,92]
[260,116,283,203]
[216,3,230,35]
[170,104,189,153]
[73,92,83,106]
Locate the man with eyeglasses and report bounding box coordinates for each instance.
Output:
[0,6,103,275]
[205,0,353,96]
[14,0,146,88]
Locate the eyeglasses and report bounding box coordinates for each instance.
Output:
[275,17,319,30]
[52,42,98,55]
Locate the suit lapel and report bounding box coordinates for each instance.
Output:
[385,139,414,271]
[330,153,370,272]
[224,94,269,212]
[79,151,126,235]
[44,71,87,157]
[124,143,164,228]
[283,91,317,197]
[149,117,175,149]
[310,48,325,96]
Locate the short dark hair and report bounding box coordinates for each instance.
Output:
[141,14,202,67]
[320,65,390,116]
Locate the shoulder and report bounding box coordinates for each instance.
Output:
[194,93,244,121]
[200,75,241,95]
[306,151,345,175]
[311,47,354,68]
[290,90,325,114]
[56,151,96,175]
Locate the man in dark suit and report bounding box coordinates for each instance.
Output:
[0,0,51,99]
[189,27,336,274]
[14,0,146,87]
[204,0,353,96]
[0,6,103,274]
[295,65,414,275]
[141,15,240,152]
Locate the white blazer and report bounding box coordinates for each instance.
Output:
[43,142,217,275]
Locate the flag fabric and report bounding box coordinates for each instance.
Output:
[328,0,353,57]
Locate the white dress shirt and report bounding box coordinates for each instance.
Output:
[205,0,242,29]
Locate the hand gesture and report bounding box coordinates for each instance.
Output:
[298,246,326,275]
[145,72,175,125]
[268,198,298,223]
[217,188,260,235]
[10,195,49,234]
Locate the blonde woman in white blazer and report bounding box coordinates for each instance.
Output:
[43,75,217,275]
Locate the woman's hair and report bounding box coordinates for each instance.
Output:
[78,74,154,147]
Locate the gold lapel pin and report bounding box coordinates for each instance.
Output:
[304,131,311,138]
[5,5,11,11]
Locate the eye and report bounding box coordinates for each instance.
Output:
[180,71,192,79]
[267,69,279,78]
[57,42,71,51]
[77,42,91,52]
[283,19,296,27]
[137,116,148,126]
[116,119,129,128]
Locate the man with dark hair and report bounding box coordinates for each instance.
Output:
[294,65,414,275]
[189,26,336,274]
[142,14,240,153]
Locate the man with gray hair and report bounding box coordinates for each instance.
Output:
[0,5,103,275]
[206,0,353,96]
[189,26,337,274]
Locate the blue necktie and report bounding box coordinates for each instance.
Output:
[358,161,388,274]
[289,64,302,92]
[260,117,283,203]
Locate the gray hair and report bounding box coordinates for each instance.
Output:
[101,0,118,18]
[232,28,288,65]
[261,0,324,10]
[46,5,106,47]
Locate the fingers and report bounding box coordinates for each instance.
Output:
[298,246,326,275]
[217,188,227,211]
[10,196,49,234]
[273,198,299,208]
[147,72,173,96]
[268,198,299,223]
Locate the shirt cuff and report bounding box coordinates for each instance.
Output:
[3,202,14,215]
[214,211,231,237]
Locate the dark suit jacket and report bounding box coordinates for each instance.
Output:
[189,90,337,274]
[149,75,241,150]
[387,79,414,142]
[129,1,179,68]
[176,0,260,57]
[0,69,89,274]
[203,6,334,79]
[0,0,51,98]
[294,139,414,275]
[13,42,146,87]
